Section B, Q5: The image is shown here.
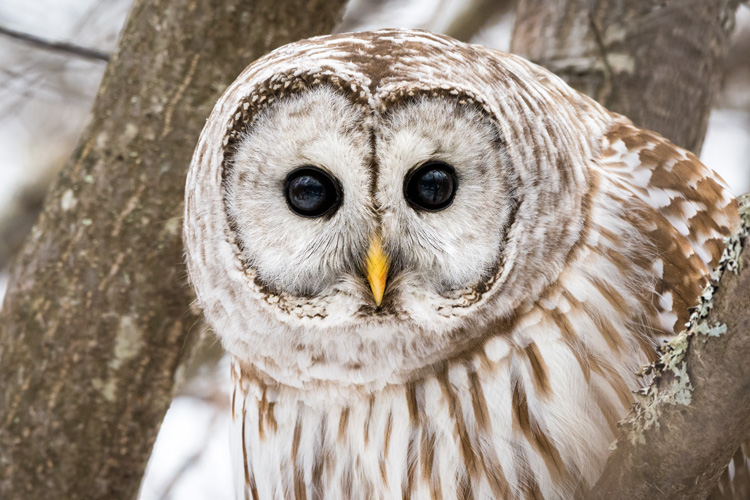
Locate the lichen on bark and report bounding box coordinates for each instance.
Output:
[624,197,749,446]
[511,3,749,494]
[587,193,750,499]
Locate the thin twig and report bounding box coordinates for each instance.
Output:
[0,25,109,62]
[587,11,616,100]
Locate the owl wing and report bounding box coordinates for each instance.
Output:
[598,120,738,333]
[599,119,745,496]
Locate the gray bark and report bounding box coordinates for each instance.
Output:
[0,0,346,498]
[511,0,740,155]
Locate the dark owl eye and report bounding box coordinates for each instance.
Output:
[284,166,341,217]
[404,161,457,212]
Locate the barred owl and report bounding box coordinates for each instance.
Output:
[183,30,740,499]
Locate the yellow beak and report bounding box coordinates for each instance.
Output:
[364,234,389,307]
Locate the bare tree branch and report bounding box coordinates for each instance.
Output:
[156,407,223,500]
[511,0,741,155]
[0,0,347,498]
[0,172,57,271]
[0,24,110,62]
[587,195,750,499]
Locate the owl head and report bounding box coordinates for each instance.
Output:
[184,29,614,393]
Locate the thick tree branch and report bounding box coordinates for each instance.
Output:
[511,0,740,155]
[587,195,750,499]
[718,5,750,112]
[0,174,54,271]
[0,0,346,498]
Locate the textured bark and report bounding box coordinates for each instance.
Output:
[0,0,346,498]
[587,197,750,499]
[511,0,740,155]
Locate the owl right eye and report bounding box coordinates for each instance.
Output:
[284,166,341,218]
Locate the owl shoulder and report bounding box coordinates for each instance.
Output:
[594,119,739,332]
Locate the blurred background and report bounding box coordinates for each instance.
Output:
[0,1,748,498]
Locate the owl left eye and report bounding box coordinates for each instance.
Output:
[404,161,458,212]
[284,166,341,217]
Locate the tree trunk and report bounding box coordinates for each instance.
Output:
[588,197,750,499]
[511,0,740,155]
[0,0,346,498]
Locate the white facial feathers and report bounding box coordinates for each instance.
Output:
[376,97,514,292]
[183,30,615,387]
[227,87,514,304]
[226,88,374,296]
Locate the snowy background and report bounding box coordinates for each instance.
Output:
[0,1,748,499]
